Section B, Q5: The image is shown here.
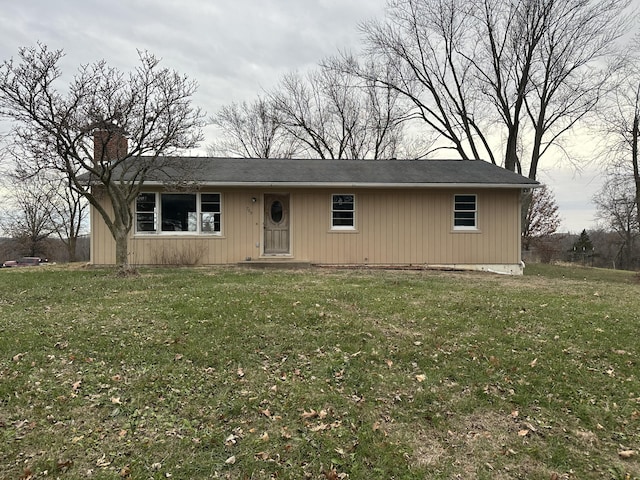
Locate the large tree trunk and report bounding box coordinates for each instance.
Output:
[67,236,77,262]
[114,229,130,269]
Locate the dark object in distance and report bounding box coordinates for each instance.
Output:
[2,257,47,268]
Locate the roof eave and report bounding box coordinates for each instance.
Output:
[140,181,539,189]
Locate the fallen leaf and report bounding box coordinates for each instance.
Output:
[119,465,131,477]
[260,431,269,441]
[174,354,183,361]
[324,468,339,480]
[518,429,530,437]
[618,450,637,459]
[310,423,328,432]
[385,359,393,367]
[255,451,270,460]
[72,380,82,391]
[415,374,426,382]
[302,409,317,419]
[20,467,33,480]
[237,367,245,378]
[225,455,236,465]
[529,358,538,368]
[260,408,271,418]
[57,459,73,470]
[224,434,238,446]
[111,397,122,404]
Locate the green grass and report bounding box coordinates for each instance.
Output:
[1,264,639,479]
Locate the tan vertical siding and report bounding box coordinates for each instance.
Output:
[90,186,523,267]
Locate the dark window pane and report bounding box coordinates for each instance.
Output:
[201,194,221,213]
[136,213,156,232]
[333,195,354,210]
[161,194,197,232]
[333,212,354,226]
[455,202,476,211]
[137,193,156,212]
[271,200,283,223]
[454,212,476,226]
[455,195,475,204]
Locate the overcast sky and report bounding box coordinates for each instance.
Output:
[0,0,636,233]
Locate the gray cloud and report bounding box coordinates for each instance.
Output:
[0,0,384,112]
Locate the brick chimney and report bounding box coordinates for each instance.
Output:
[93,128,128,162]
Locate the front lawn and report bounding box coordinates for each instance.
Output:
[1,265,638,479]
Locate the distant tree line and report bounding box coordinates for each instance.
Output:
[0,236,90,265]
[523,228,640,271]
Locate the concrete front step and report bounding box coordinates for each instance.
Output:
[236,259,312,269]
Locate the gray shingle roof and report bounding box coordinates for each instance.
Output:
[140,157,538,188]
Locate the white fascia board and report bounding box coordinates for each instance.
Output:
[140,181,539,189]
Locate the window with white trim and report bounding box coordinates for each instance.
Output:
[135,192,221,234]
[453,194,477,230]
[331,194,355,230]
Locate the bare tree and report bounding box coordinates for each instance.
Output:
[48,174,89,262]
[522,0,630,179]
[209,96,299,158]
[598,34,640,220]
[0,44,205,269]
[0,175,57,257]
[594,176,639,269]
[359,0,632,177]
[269,61,405,159]
[522,184,561,251]
[359,0,491,161]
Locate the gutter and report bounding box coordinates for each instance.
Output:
[137,181,540,189]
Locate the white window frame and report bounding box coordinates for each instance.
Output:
[331,193,356,230]
[453,194,478,231]
[135,192,157,233]
[135,192,222,235]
